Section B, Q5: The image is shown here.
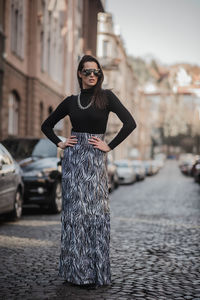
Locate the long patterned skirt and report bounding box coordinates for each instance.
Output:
[58,131,111,286]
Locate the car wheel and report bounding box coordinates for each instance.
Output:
[114,174,119,189]
[109,176,115,193]
[114,181,119,189]
[49,181,62,213]
[9,189,23,220]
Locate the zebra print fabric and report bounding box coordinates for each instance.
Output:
[58,131,111,286]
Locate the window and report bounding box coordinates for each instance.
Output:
[0,145,13,166]
[48,106,53,115]
[2,138,39,160]
[0,0,5,32]
[40,0,46,71]
[8,92,20,136]
[32,139,57,158]
[47,34,51,73]
[39,102,44,125]
[77,0,82,12]
[40,30,44,71]
[40,0,64,83]
[10,0,25,58]
[103,40,109,58]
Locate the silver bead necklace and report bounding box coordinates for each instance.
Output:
[77,93,93,110]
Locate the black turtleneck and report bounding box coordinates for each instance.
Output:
[41,87,137,150]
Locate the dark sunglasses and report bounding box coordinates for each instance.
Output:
[81,68,101,77]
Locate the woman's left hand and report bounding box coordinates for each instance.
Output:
[88,136,111,152]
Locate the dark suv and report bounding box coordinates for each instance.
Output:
[2,137,65,213]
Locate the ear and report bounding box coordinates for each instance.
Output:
[78,71,82,79]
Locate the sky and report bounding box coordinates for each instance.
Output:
[106,0,200,66]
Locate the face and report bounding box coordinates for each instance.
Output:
[78,61,100,89]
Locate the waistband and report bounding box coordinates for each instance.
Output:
[71,130,105,139]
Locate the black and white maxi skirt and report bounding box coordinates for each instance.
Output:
[58,131,111,286]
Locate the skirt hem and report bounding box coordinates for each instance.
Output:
[58,271,111,286]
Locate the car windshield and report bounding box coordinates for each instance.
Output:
[1,139,39,160]
[2,138,57,159]
[115,162,129,168]
[32,139,57,158]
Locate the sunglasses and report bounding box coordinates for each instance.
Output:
[81,69,101,77]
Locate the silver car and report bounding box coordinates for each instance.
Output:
[115,159,136,184]
[130,160,146,181]
[0,143,24,220]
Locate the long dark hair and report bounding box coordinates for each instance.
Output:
[77,55,108,109]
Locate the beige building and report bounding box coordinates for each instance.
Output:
[0,0,5,138]
[0,0,104,141]
[140,83,200,157]
[135,89,152,159]
[97,12,138,160]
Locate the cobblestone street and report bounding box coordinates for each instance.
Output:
[0,159,200,300]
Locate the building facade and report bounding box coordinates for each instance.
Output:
[97,12,138,160]
[0,0,104,141]
[0,0,5,139]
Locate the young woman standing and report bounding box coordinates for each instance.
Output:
[41,55,137,288]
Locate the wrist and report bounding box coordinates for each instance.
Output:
[57,141,63,147]
[107,144,112,151]
[106,145,111,152]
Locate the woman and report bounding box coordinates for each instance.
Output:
[41,55,137,288]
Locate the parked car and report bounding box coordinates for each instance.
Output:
[191,157,200,183]
[130,160,146,181]
[143,160,154,176]
[2,137,65,213]
[178,153,196,176]
[151,160,160,174]
[114,159,136,184]
[143,159,160,176]
[0,143,24,220]
[154,153,166,165]
[107,155,119,192]
[153,159,164,169]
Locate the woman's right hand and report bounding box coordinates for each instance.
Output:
[57,135,78,149]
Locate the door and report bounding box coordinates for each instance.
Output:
[0,144,16,213]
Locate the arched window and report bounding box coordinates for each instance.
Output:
[8,92,20,136]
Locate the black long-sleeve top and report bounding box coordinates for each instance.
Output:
[41,87,137,150]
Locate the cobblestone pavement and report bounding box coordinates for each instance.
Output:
[0,159,200,300]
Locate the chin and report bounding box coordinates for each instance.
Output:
[87,82,97,88]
